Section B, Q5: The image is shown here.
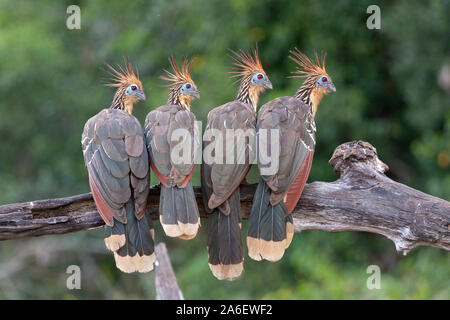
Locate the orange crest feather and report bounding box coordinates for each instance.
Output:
[105,57,142,89]
[160,56,196,88]
[229,46,266,80]
[288,48,328,78]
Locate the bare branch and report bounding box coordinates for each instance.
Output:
[0,141,449,255]
[155,243,184,300]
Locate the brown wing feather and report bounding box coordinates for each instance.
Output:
[285,150,314,213]
[257,96,316,206]
[149,156,169,186]
[144,104,198,187]
[82,109,149,224]
[203,101,256,210]
[89,176,115,225]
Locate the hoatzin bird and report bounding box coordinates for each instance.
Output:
[81,59,155,273]
[247,48,336,262]
[202,48,273,280]
[144,57,201,240]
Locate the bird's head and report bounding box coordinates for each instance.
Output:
[230,46,272,110]
[106,58,146,114]
[161,56,199,110]
[289,48,335,116]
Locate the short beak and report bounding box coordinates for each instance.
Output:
[192,89,200,99]
[264,79,273,90]
[137,90,146,101]
[327,83,336,93]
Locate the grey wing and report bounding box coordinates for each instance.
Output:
[145,108,172,180]
[257,97,315,204]
[203,101,256,210]
[82,109,149,225]
[125,115,150,219]
[145,106,198,187]
[167,109,199,177]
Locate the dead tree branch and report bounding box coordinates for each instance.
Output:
[0,141,448,254]
[155,243,184,300]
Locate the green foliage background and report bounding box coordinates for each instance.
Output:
[0,0,448,299]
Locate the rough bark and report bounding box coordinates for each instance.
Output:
[0,141,448,254]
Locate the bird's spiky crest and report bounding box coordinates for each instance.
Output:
[160,56,196,88]
[288,48,328,79]
[105,57,142,89]
[229,46,266,81]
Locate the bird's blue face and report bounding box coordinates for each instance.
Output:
[125,83,146,100]
[251,72,273,89]
[180,82,200,99]
[315,75,336,93]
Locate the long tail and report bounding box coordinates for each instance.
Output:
[159,182,200,240]
[104,200,155,273]
[207,189,244,281]
[247,178,290,262]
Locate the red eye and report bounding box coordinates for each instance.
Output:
[322,77,327,83]
[257,74,263,80]
[131,85,137,91]
[186,83,191,89]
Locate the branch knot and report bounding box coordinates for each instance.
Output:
[329,140,389,175]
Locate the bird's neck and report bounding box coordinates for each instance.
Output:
[236,79,260,111]
[295,78,325,117]
[168,90,191,110]
[110,88,134,114]
[179,94,193,110]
